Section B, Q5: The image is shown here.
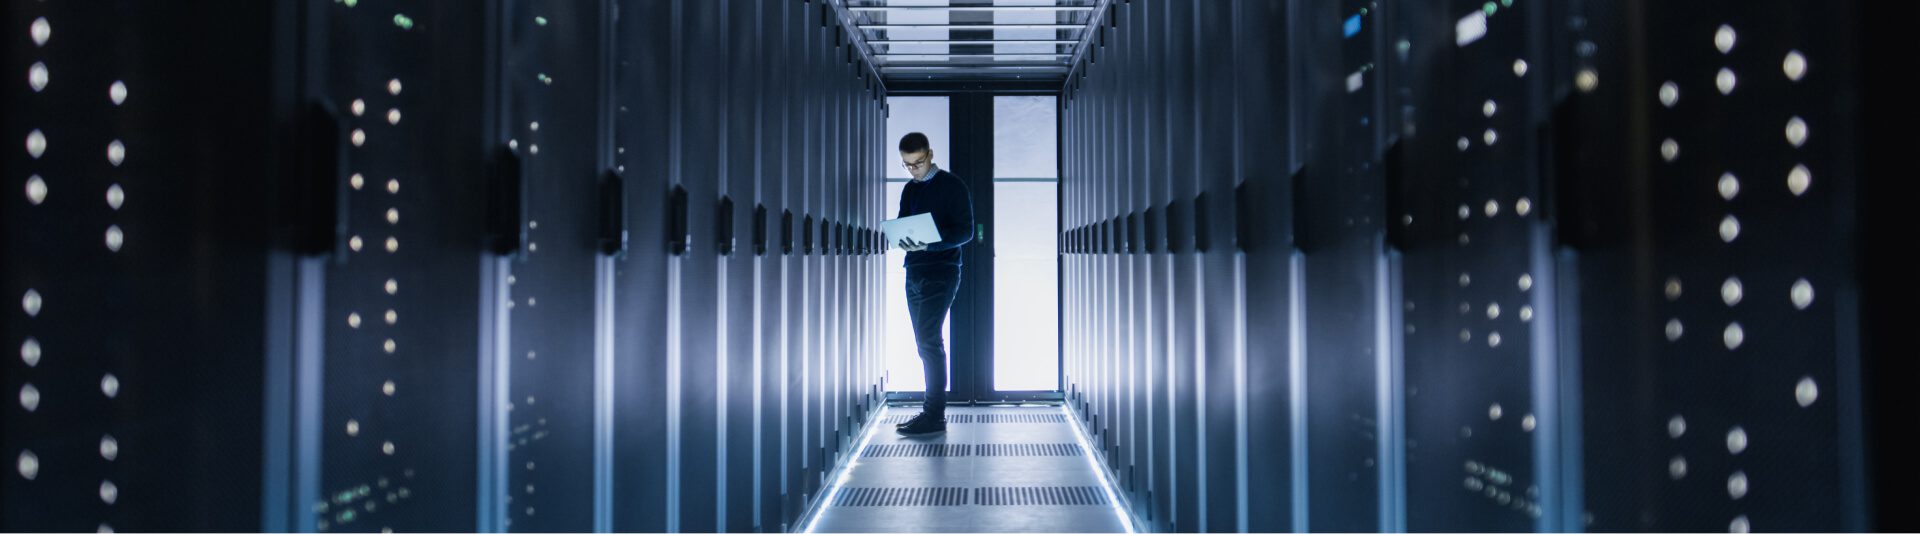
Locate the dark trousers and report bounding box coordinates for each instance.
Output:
[905,264,961,414]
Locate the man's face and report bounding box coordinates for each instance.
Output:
[900,150,933,180]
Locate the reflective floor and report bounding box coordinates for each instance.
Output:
[806,405,1133,533]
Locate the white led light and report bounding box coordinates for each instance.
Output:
[383,380,396,396]
[1484,200,1500,217]
[99,435,118,461]
[1727,426,1748,454]
[19,383,39,412]
[22,289,42,317]
[31,17,50,46]
[1731,515,1751,534]
[1788,164,1812,196]
[387,208,399,225]
[1795,376,1818,407]
[384,309,397,325]
[16,450,37,480]
[1783,51,1807,81]
[1791,279,1815,310]
[1728,471,1748,499]
[29,62,49,92]
[107,184,124,210]
[1721,277,1743,306]
[1716,68,1737,95]
[387,109,401,125]
[384,236,398,253]
[383,339,396,354]
[348,312,362,329]
[105,225,123,252]
[1785,116,1808,147]
[384,279,398,295]
[351,99,366,116]
[1724,322,1745,350]
[1489,404,1504,420]
[1484,129,1499,146]
[100,373,119,398]
[1718,173,1740,200]
[1576,69,1599,92]
[110,81,127,105]
[20,338,40,367]
[349,236,364,252]
[1483,100,1497,117]
[1669,415,1687,438]
[387,179,400,194]
[1661,139,1679,162]
[26,130,46,159]
[346,419,360,436]
[1521,414,1536,432]
[1519,274,1533,292]
[26,175,47,205]
[1659,82,1679,107]
[107,140,125,166]
[1719,216,1740,243]
[352,129,366,147]
[383,441,396,455]
[388,79,403,95]
[1513,59,1529,77]
[1487,303,1502,320]
[1515,198,1532,216]
[1457,137,1471,151]
[1669,455,1687,480]
[1665,319,1684,341]
[1488,331,1503,348]
[1666,277,1684,301]
[351,173,365,190]
[99,480,118,505]
[1519,306,1534,322]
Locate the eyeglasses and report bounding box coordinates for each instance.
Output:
[901,157,931,171]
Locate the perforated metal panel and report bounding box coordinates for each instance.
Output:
[295,1,492,532]
[3,3,277,531]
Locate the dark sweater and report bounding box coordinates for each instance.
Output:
[898,168,975,268]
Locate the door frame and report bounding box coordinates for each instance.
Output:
[884,89,1066,405]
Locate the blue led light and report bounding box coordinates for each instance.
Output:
[1344,14,1363,38]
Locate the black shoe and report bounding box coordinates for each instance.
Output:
[896,414,947,435]
[896,411,930,429]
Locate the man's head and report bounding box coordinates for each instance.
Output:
[899,132,934,181]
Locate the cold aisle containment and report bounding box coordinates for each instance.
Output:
[2,0,1913,533]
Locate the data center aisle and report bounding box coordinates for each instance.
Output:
[805,405,1135,533]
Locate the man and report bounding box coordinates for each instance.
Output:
[892,132,973,436]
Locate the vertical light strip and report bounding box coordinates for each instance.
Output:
[665,259,682,532]
[716,257,730,530]
[1064,404,1142,533]
[1193,254,1208,532]
[752,259,765,531]
[593,257,617,532]
[1288,251,1309,532]
[1234,254,1250,532]
[1376,246,1407,532]
[1532,228,1572,531]
[478,256,512,532]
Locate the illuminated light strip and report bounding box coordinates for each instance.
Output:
[1062,405,1140,533]
[799,404,892,534]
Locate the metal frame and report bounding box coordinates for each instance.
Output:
[827,0,1115,83]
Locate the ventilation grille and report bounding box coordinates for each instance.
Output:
[975,413,1068,424]
[833,487,970,507]
[881,413,1067,424]
[975,486,1110,506]
[862,444,971,457]
[975,443,1082,457]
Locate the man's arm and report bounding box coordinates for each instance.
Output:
[923,179,974,251]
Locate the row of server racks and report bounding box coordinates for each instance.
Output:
[1060,0,1909,533]
[3,0,895,532]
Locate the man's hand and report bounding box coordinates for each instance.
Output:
[898,237,929,252]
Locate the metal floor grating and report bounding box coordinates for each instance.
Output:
[974,486,1110,506]
[881,413,1070,424]
[862,443,972,457]
[833,487,972,507]
[974,443,1083,457]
